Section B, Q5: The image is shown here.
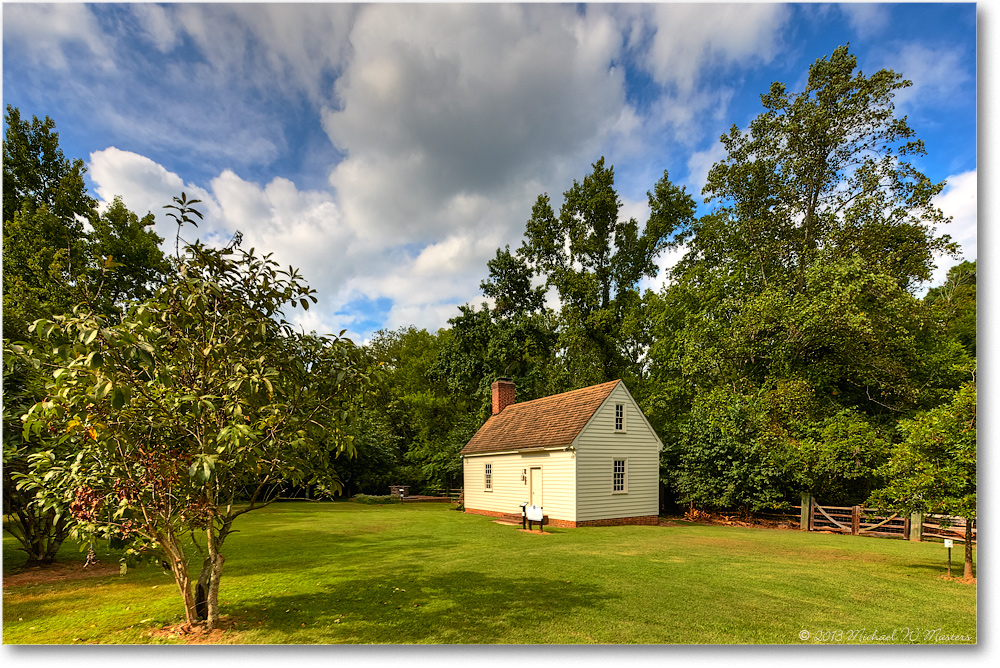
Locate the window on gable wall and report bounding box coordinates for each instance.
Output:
[485,463,492,491]
[613,459,627,493]
[615,403,625,432]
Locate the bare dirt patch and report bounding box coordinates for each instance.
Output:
[145,616,244,644]
[937,574,977,586]
[4,561,120,588]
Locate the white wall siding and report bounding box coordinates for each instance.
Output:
[573,383,660,522]
[463,450,577,522]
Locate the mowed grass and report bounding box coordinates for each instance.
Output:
[3,502,976,644]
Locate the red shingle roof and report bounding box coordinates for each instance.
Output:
[460,380,621,455]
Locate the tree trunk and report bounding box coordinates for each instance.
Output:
[206,549,225,629]
[160,533,198,627]
[964,519,975,579]
[4,475,72,565]
[195,556,211,621]
[41,515,70,563]
[200,520,231,630]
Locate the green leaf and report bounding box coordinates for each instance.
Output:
[137,349,154,368]
[95,379,113,401]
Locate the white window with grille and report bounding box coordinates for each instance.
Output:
[613,458,627,493]
[484,463,493,491]
[615,403,626,432]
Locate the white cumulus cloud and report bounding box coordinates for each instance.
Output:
[88,147,218,248]
[2,3,113,70]
[323,3,630,244]
[931,170,977,285]
[874,43,972,114]
[636,3,790,95]
[69,3,972,342]
[840,4,891,39]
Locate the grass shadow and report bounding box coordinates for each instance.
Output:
[235,568,614,643]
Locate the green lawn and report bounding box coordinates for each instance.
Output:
[2,502,976,644]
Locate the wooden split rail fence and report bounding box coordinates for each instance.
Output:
[798,494,975,544]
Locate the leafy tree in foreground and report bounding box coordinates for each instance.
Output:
[9,221,374,629]
[868,376,977,578]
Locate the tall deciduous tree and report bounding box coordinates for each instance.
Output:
[3,105,95,340]
[650,46,965,510]
[87,197,172,317]
[2,105,95,229]
[3,107,171,566]
[438,246,563,410]
[521,157,695,386]
[3,106,168,563]
[9,216,374,629]
[698,45,954,295]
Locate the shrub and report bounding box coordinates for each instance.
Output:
[353,494,401,505]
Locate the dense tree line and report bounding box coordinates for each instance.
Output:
[646,46,973,512]
[349,48,975,535]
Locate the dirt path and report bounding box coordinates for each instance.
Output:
[3,561,120,588]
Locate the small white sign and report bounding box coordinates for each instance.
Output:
[944,539,954,548]
[526,504,543,522]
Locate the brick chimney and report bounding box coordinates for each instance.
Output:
[491,378,516,415]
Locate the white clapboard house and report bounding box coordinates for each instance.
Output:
[461,379,662,527]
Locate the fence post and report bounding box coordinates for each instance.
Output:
[800,493,812,531]
[851,506,860,535]
[909,512,923,542]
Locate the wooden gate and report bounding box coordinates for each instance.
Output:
[919,514,976,544]
[800,495,975,543]
[809,501,908,538]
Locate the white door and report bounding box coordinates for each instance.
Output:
[529,466,543,507]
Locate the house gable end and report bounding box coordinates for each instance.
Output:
[571,381,663,452]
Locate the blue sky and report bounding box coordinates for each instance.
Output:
[2,2,978,343]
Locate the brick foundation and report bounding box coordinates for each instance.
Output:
[571,515,659,527]
[465,507,659,528]
[465,508,524,523]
